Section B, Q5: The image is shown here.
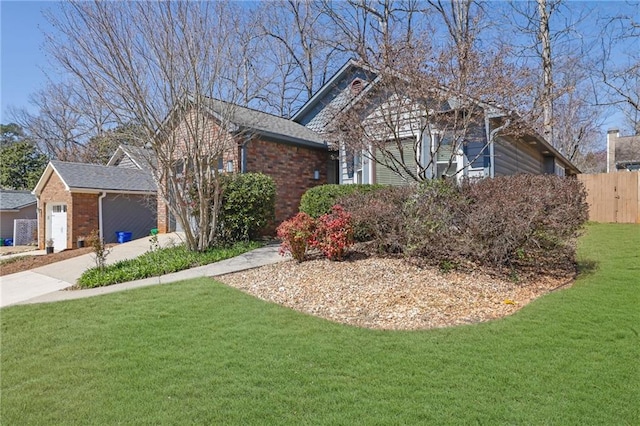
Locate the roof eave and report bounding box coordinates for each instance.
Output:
[251,129,327,150]
[66,188,157,195]
[291,60,360,123]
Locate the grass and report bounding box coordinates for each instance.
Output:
[1,223,638,424]
[77,241,261,288]
[0,255,28,267]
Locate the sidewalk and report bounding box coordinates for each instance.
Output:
[1,234,284,308]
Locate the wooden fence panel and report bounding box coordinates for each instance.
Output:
[577,172,640,223]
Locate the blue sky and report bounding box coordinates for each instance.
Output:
[0,1,636,131]
[0,0,58,122]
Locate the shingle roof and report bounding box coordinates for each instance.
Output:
[0,190,36,210]
[200,98,327,148]
[50,161,157,193]
[615,134,640,165]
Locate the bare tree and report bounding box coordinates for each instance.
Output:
[319,1,535,182]
[10,81,113,162]
[320,0,426,68]
[595,9,640,133]
[255,1,348,117]
[46,1,265,251]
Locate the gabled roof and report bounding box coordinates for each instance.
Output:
[294,59,581,174]
[107,144,157,169]
[0,190,36,211]
[33,161,157,196]
[291,60,379,131]
[194,96,327,149]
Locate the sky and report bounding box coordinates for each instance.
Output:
[0,0,58,122]
[0,1,637,131]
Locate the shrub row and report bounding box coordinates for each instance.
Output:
[77,241,261,288]
[299,184,386,218]
[338,175,588,274]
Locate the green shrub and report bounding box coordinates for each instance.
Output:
[219,173,276,243]
[299,184,385,218]
[403,179,471,262]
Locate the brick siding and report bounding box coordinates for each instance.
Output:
[37,171,102,249]
[245,138,328,226]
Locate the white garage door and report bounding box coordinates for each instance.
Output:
[50,204,67,251]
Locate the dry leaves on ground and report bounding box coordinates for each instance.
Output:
[218,255,572,330]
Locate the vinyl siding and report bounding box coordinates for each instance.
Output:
[114,155,139,169]
[102,193,157,244]
[375,140,419,185]
[0,206,37,240]
[493,136,545,176]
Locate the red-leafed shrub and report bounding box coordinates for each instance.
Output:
[276,212,316,262]
[312,205,354,261]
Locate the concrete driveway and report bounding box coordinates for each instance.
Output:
[0,233,283,308]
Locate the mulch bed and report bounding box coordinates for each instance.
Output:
[218,252,573,330]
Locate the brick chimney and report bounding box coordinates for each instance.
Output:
[607,128,619,173]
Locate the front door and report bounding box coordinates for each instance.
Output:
[50,204,67,251]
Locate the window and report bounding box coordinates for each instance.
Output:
[52,205,67,213]
[432,132,457,178]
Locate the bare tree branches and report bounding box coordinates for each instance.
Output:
[46,1,265,250]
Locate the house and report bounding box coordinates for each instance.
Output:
[607,128,640,172]
[32,60,583,247]
[0,190,37,245]
[292,60,580,185]
[32,160,157,251]
[156,97,333,233]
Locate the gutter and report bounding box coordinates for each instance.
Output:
[98,192,107,241]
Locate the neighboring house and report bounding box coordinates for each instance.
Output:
[32,160,157,251]
[607,129,640,172]
[156,97,332,233]
[292,60,579,185]
[0,190,37,244]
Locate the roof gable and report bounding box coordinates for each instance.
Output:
[107,144,157,169]
[291,60,378,132]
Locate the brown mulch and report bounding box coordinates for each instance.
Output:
[0,248,94,276]
[218,253,573,331]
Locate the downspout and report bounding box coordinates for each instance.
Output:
[484,113,494,178]
[98,192,107,241]
[241,136,250,173]
[35,196,41,248]
[486,116,511,179]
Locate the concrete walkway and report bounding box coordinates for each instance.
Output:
[0,233,284,308]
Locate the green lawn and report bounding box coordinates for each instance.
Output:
[1,224,638,425]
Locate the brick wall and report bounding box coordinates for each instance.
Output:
[37,171,72,249]
[71,192,99,246]
[245,138,329,226]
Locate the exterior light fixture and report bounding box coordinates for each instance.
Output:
[313,170,320,180]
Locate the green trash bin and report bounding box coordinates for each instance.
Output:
[150,228,158,236]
